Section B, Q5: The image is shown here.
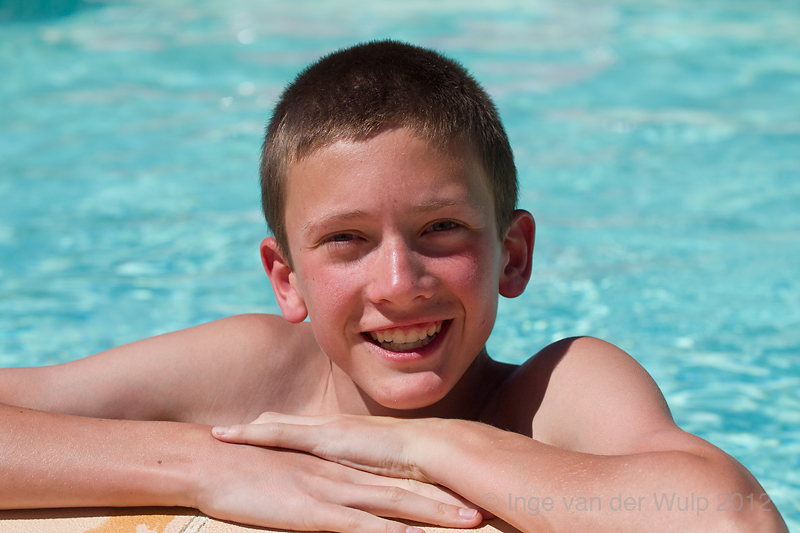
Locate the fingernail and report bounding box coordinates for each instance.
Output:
[212,426,228,436]
[459,508,478,519]
[405,527,424,533]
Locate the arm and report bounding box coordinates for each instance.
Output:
[214,337,789,532]
[0,315,482,532]
[418,420,784,532]
[0,402,203,509]
[0,314,329,425]
[0,403,481,532]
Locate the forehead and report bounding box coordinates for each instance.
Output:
[284,129,492,224]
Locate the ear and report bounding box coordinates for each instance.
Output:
[260,237,308,323]
[499,210,535,298]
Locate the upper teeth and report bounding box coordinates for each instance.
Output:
[369,323,442,345]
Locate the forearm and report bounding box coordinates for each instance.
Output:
[0,402,207,509]
[417,419,788,533]
[3,405,488,533]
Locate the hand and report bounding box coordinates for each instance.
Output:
[198,425,482,533]
[213,412,433,482]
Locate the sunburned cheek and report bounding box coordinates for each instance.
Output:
[445,251,501,328]
[443,252,496,290]
[302,263,352,299]
[301,269,362,324]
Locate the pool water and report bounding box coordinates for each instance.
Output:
[1,0,799,526]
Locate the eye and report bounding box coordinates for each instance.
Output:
[426,220,461,233]
[320,232,365,250]
[327,233,355,242]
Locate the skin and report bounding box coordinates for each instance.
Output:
[0,127,789,532]
[221,127,789,532]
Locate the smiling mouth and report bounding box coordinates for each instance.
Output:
[366,322,444,352]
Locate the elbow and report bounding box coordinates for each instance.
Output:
[691,451,789,533]
[711,499,788,533]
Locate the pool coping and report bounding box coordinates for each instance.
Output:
[0,508,520,533]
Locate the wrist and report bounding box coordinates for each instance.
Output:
[411,418,474,485]
[413,418,520,489]
[116,421,216,510]
[176,424,228,511]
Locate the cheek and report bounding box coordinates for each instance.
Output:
[299,262,361,324]
[437,243,501,320]
[447,239,502,291]
[300,268,360,366]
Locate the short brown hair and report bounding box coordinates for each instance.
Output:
[260,40,517,266]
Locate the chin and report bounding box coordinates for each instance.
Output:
[368,373,452,412]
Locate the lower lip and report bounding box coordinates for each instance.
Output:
[364,321,449,363]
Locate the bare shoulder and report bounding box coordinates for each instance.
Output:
[484,339,790,530]
[489,337,701,455]
[0,314,329,425]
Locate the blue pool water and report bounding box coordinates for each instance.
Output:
[1,0,799,526]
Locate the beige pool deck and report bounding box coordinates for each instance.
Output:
[0,508,520,533]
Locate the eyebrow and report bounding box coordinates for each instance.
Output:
[301,199,481,233]
[411,199,475,213]
[301,210,371,232]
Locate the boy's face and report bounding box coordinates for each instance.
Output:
[267,127,515,410]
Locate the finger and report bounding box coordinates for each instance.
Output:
[394,484,493,522]
[213,423,422,483]
[214,419,383,455]
[214,422,349,464]
[309,503,427,533]
[343,469,464,507]
[338,483,483,529]
[345,472,489,522]
[250,412,334,425]
[212,422,317,453]
[387,477,480,511]
[360,476,491,521]
[216,423,411,479]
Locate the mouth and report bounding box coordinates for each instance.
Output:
[365,321,444,352]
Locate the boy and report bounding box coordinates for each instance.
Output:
[0,40,788,532]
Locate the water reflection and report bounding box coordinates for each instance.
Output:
[0,0,98,21]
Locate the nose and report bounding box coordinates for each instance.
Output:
[366,235,435,305]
